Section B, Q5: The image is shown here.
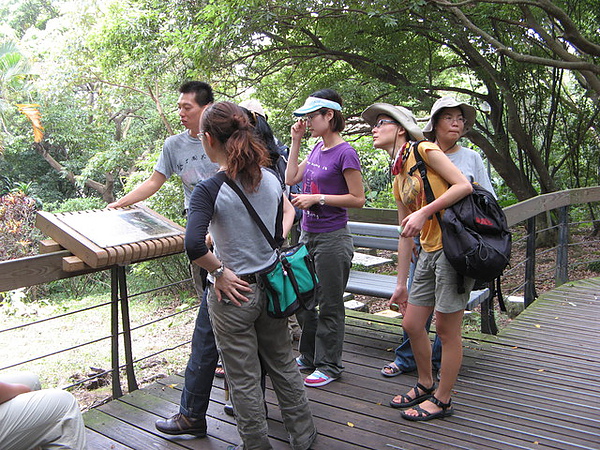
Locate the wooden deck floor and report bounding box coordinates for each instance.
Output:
[84,278,600,450]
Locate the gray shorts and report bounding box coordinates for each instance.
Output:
[409,249,475,313]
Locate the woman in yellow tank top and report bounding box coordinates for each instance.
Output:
[362,103,472,421]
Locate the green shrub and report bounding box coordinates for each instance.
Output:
[587,260,600,273]
[45,197,106,213]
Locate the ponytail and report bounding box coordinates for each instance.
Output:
[201,102,270,191]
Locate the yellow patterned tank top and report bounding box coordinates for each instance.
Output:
[392,141,449,252]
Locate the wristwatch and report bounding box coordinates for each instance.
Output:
[319,194,326,206]
[210,263,225,278]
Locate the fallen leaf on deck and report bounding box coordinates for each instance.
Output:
[534,324,541,328]
[347,422,355,427]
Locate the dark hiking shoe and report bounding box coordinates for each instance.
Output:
[155,413,207,437]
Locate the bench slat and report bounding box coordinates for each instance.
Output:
[348,221,399,238]
[346,270,489,311]
[352,236,398,251]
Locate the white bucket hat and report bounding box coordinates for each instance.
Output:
[422,96,477,139]
[361,103,424,141]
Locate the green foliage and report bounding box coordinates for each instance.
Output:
[587,260,600,273]
[353,136,396,208]
[130,253,193,296]
[46,272,110,300]
[0,0,58,38]
[45,196,106,213]
[0,0,598,237]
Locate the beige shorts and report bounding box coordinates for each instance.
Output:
[409,249,475,313]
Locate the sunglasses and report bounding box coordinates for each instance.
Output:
[373,119,399,129]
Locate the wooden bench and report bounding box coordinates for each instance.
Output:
[346,221,490,312]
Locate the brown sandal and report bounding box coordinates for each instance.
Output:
[389,382,435,408]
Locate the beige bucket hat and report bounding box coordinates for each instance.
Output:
[422,96,477,139]
[361,103,424,141]
[239,99,267,118]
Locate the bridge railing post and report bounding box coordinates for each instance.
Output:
[555,206,569,286]
[524,216,537,308]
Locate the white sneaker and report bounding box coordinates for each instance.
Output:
[304,370,338,387]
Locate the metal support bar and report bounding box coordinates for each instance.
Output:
[110,266,123,399]
[524,216,537,308]
[117,265,138,393]
[480,290,498,335]
[556,206,569,286]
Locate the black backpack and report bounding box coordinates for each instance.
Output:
[410,141,511,292]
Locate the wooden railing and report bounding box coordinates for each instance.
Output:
[2,186,600,398]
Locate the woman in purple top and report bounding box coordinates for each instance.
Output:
[286,89,365,387]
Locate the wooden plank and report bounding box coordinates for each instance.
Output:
[39,239,63,253]
[62,255,88,272]
[137,240,149,261]
[0,250,101,291]
[85,428,134,450]
[98,396,234,449]
[143,381,367,450]
[351,251,392,268]
[347,207,398,224]
[347,187,600,229]
[503,186,600,226]
[128,242,142,263]
[118,244,135,265]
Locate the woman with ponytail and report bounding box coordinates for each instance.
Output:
[185,102,316,450]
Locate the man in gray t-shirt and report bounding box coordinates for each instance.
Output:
[109,81,218,209]
[109,82,220,438]
[155,130,219,209]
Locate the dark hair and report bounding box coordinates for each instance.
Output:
[241,107,280,161]
[310,88,345,133]
[179,81,214,107]
[201,102,269,191]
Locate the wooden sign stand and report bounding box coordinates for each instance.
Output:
[35,205,185,271]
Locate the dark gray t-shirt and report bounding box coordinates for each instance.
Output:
[154,131,219,208]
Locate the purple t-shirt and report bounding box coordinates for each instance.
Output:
[301,141,362,233]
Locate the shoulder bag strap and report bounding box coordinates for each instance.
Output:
[224,178,279,250]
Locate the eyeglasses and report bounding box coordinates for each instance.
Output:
[303,112,322,122]
[373,119,399,129]
[439,115,466,124]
